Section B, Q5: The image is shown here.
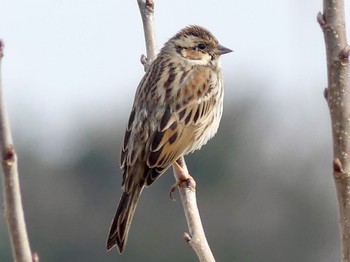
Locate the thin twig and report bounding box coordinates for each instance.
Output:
[137,1,216,261]
[318,1,350,261]
[0,40,34,262]
[173,157,215,262]
[137,0,157,71]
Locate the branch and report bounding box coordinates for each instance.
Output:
[0,41,35,262]
[137,0,157,71]
[318,1,350,260]
[173,157,215,262]
[137,1,216,261]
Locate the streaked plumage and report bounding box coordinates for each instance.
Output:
[107,25,232,253]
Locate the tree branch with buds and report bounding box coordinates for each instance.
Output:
[0,41,36,262]
[137,0,157,71]
[137,1,216,261]
[318,0,350,260]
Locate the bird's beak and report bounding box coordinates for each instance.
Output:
[216,44,233,55]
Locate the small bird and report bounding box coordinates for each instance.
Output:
[107,25,232,253]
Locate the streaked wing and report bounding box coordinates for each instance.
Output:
[145,66,218,185]
[120,64,218,188]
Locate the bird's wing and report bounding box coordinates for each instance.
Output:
[145,66,218,185]
[120,66,218,188]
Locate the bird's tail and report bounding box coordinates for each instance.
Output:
[106,184,143,253]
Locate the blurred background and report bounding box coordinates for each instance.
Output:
[0,0,349,261]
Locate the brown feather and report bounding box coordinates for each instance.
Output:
[107,24,230,253]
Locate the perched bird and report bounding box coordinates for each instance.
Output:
[107,25,232,253]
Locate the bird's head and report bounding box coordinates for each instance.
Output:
[163,25,232,65]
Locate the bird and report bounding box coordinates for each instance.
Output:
[106,25,232,253]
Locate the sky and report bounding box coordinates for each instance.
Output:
[0,1,348,160]
[1,1,350,261]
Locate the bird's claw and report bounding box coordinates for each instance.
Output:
[169,159,196,200]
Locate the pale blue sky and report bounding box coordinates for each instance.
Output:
[1,2,350,260]
[0,0,349,162]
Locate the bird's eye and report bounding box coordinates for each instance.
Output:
[196,43,206,50]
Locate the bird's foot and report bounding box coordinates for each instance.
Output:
[169,161,196,200]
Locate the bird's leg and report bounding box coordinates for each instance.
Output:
[170,160,196,200]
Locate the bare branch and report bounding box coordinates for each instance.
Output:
[173,157,216,262]
[0,40,35,262]
[137,0,157,71]
[137,1,216,261]
[318,0,350,260]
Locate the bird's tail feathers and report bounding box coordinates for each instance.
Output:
[106,184,143,253]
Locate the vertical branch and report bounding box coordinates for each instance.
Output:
[137,1,216,261]
[173,157,216,262]
[137,0,157,71]
[318,0,350,260]
[0,41,35,262]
